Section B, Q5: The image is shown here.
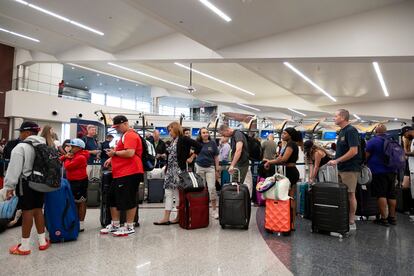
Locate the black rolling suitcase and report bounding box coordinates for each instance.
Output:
[396,184,412,213]
[312,182,349,238]
[219,169,251,229]
[147,179,165,203]
[100,171,139,227]
[356,184,379,219]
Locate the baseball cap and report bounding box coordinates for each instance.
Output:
[112,115,128,127]
[15,121,40,132]
[400,126,413,136]
[304,140,314,151]
[68,138,86,149]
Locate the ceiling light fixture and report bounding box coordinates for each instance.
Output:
[14,0,104,36]
[0,26,39,42]
[283,62,337,102]
[237,103,261,112]
[199,0,231,22]
[372,62,389,97]
[67,63,145,86]
[108,62,187,89]
[175,63,255,96]
[353,114,361,120]
[288,108,307,117]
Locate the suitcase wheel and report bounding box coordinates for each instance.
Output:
[265,228,273,234]
[221,224,226,229]
[282,231,291,236]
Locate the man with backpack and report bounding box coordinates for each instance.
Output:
[366,124,399,226]
[4,122,50,255]
[101,115,143,237]
[218,124,249,184]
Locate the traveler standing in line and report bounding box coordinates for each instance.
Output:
[327,109,361,231]
[183,128,191,137]
[101,115,144,236]
[304,140,332,183]
[366,124,397,226]
[100,134,114,166]
[219,136,231,162]
[60,138,90,232]
[401,126,414,220]
[40,125,56,148]
[84,125,100,166]
[218,125,250,185]
[4,122,50,255]
[154,122,202,225]
[151,129,167,167]
[264,127,302,229]
[262,134,277,160]
[194,127,220,219]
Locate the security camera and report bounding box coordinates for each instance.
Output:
[52,110,58,116]
[77,113,83,118]
[187,85,196,94]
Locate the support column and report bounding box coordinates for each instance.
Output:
[152,97,160,114]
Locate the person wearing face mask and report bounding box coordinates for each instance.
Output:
[195,127,220,219]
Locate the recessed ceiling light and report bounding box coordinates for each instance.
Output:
[283,62,337,102]
[372,62,389,97]
[0,26,39,42]
[71,67,75,70]
[353,114,361,120]
[394,118,398,121]
[175,63,255,96]
[288,108,307,117]
[237,103,261,112]
[14,0,104,36]
[135,84,139,87]
[199,0,232,22]
[96,73,100,77]
[116,78,119,82]
[108,62,187,89]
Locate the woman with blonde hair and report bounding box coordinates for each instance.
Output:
[154,122,202,225]
[40,125,56,147]
[304,140,332,183]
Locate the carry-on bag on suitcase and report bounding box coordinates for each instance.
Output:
[356,183,379,219]
[219,169,251,229]
[178,187,210,230]
[100,171,139,227]
[311,182,349,238]
[44,178,79,242]
[265,199,292,235]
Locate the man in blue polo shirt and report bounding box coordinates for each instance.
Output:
[366,124,397,227]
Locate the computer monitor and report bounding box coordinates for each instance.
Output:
[192,128,200,136]
[260,130,274,139]
[323,131,337,140]
[155,127,168,136]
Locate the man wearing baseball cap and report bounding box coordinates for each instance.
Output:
[4,121,51,255]
[100,115,144,237]
[60,138,90,232]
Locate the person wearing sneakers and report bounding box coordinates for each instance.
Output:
[194,127,220,219]
[327,109,361,231]
[366,124,397,226]
[401,126,414,221]
[101,115,144,237]
[60,138,90,232]
[4,121,50,255]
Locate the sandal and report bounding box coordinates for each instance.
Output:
[169,220,179,224]
[39,239,51,251]
[9,244,31,255]
[153,221,171,225]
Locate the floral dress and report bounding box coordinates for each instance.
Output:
[164,138,182,189]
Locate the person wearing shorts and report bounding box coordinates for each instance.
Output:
[60,138,90,232]
[101,115,144,237]
[328,109,361,231]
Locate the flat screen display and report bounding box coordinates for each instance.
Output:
[155,127,169,136]
[260,130,274,139]
[192,128,200,136]
[323,132,337,140]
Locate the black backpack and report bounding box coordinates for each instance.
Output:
[242,132,263,161]
[3,139,20,160]
[24,142,62,193]
[122,133,155,171]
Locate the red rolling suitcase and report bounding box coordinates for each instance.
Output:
[265,199,292,235]
[178,187,209,230]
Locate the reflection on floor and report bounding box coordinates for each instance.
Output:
[0,207,291,276]
[256,207,414,276]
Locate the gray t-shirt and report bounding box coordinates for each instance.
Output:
[262,140,277,160]
[231,130,249,167]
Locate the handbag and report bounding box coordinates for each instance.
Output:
[0,196,18,219]
[262,174,291,201]
[179,171,205,192]
[357,165,372,185]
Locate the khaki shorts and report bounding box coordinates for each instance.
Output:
[338,171,359,193]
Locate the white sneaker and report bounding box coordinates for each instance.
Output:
[212,210,219,220]
[112,226,135,237]
[100,224,119,235]
[349,223,357,231]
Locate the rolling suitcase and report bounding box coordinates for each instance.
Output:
[87,164,101,207]
[219,169,251,229]
[312,182,349,238]
[178,187,209,230]
[296,182,309,215]
[356,184,379,219]
[100,171,139,227]
[147,179,165,203]
[304,187,312,220]
[265,199,291,235]
[396,184,412,213]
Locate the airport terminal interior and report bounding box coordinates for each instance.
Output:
[0,0,414,275]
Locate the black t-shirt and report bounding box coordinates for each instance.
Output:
[282,141,298,163]
[231,130,249,166]
[335,124,361,172]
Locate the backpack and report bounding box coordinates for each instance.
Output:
[379,136,406,170]
[122,132,155,171]
[24,142,62,193]
[242,132,263,161]
[3,139,20,160]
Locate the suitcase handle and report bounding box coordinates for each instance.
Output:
[230,168,241,184]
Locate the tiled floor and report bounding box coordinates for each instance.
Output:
[256,207,414,276]
[0,206,291,276]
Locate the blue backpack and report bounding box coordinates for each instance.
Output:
[379,136,406,171]
[44,178,79,242]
